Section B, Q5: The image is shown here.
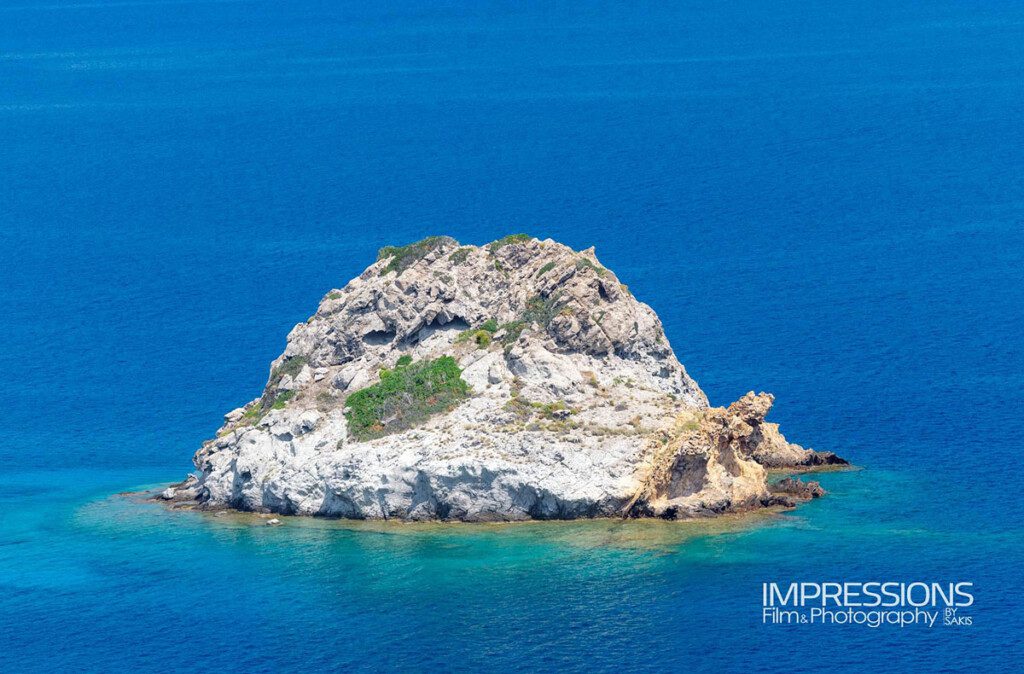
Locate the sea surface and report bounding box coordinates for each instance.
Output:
[2,1,1023,671]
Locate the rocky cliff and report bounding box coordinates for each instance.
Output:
[163,235,845,520]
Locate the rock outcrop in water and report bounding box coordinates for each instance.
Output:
[163,235,845,520]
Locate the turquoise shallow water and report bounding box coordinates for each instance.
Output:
[4,467,1021,671]
[2,0,1024,671]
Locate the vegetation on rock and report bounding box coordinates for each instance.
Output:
[253,356,310,415]
[504,395,578,422]
[498,320,527,345]
[344,356,470,441]
[575,257,607,277]
[270,389,296,410]
[522,293,563,328]
[455,319,499,349]
[271,356,307,385]
[378,236,456,276]
[448,247,471,265]
[487,233,530,252]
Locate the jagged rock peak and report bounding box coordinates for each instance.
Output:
[279,234,703,404]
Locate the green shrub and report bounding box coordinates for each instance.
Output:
[456,320,498,348]
[575,257,607,277]
[448,247,471,264]
[396,354,413,368]
[377,236,456,276]
[344,356,470,441]
[267,356,307,390]
[327,291,342,300]
[538,399,577,420]
[522,293,563,328]
[254,356,309,414]
[277,356,307,378]
[503,396,534,421]
[498,320,527,345]
[246,389,299,422]
[536,261,556,278]
[456,328,492,348]
[503,396,577,422]
[487,233,530,252]
[270,389,296,410]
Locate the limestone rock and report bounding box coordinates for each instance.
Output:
[771,476,826,500]
[726,392,850,468]
[172,235,842,520]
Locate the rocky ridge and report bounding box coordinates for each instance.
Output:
[162,235,846,520]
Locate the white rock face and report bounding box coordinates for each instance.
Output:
[177,236,831,520]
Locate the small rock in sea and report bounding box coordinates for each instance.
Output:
[179,235,847,521]
[159,487,176,500]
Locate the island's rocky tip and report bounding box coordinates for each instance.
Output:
[161,234,847,520]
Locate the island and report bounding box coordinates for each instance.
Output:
[160,235,847,521]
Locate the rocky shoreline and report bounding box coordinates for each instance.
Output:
[154,464,845,519]
[152,472,836,523]
[157,235,847,521]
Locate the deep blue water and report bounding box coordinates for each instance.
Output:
[2,1,1023,671]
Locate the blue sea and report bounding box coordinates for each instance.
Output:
[2,1,1023,671]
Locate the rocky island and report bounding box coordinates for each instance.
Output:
[162,235,847,520]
